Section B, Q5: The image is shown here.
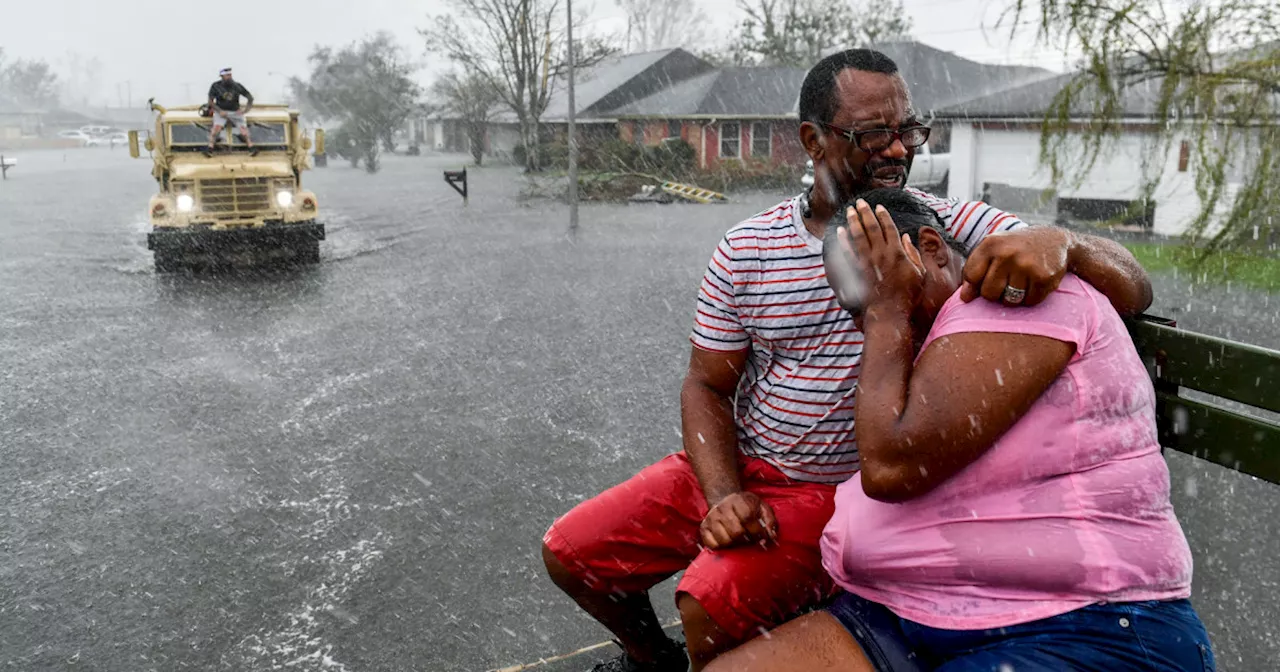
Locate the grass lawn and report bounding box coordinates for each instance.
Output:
[1124,242,1280,293]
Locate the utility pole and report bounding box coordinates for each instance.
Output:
[566,0,579,231]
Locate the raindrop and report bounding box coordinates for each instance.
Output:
[1184,476,1198,498]
[1172,405,1190,435]
[994,369,1004,386]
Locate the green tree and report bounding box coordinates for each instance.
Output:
[289,33,421,174]
[1003,0,1280,250]
[430,71,500,166]
[726,0,912,66]
[422,0,617,172]
[0,49,60,109]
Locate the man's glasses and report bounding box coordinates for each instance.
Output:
[821,123,931,152]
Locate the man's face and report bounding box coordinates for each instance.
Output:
[221,73,233,83]
[815,70,916,202]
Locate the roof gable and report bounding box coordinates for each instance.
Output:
[870,41,1054,115]
[606,67,808,118]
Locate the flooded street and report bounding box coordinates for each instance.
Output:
[2,150,1278,671]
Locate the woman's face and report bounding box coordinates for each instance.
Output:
[911,227,966,330]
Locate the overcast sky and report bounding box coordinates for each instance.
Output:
[0,0,1069,109]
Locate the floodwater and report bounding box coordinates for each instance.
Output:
[1,150,1277,671]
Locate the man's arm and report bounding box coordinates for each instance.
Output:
[682,346,747,506]
[926,195,1153,316]
[961,227,1154,316]
[239,83,253,112]
[682,346,778,549]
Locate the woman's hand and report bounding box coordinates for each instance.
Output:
[838,199,925,315]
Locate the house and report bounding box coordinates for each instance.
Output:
[423,48,713,160]
[608,41,1052,169]
[934,72,1237,235]
[423,42,1054,168]
[608,67,809,169]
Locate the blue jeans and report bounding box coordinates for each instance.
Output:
[826,592,1216,671]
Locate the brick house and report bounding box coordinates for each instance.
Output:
[609,67,809,169]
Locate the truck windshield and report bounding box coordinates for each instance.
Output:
[167,122,289,146]
[232,122,288,146]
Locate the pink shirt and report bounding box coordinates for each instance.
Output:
[820,274,1193,630]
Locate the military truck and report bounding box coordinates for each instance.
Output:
[129,102,325,272]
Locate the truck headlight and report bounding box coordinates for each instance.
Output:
[176,194,195,212]
[276,191,294,208]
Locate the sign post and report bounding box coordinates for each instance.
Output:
[444,167,468,205]
[566,0,579,231]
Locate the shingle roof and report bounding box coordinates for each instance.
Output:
[608,67,809,118]
[933,70,1167,119]
[491,48,714,123]
[608,41,1052,120]
[934,41,1280,119]
[869,41,1054,114]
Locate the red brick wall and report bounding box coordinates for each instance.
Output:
[772,123,806,165]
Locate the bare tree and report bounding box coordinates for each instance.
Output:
[725,0,912,66]
[0,49,61,110]
[422,0,616,172]
[619,0,707,52]
[431,71,501,165]
[1002,0,1280,250]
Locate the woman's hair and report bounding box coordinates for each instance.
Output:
[829,189,967,257]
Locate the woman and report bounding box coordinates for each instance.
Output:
[706,189,1214,672]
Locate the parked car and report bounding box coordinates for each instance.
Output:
[56,130,94,145]
[80,125,113,137]
[104,132,132,148]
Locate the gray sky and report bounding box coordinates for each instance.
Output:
[1,0,1067,109]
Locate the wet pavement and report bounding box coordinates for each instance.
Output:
[2,150,1277,671]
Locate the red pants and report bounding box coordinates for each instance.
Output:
[543,452,837,640]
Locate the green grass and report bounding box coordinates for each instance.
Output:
[1124,242,1280,293]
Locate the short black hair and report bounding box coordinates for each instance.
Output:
[799,49,900,126]
[830,188,967,256]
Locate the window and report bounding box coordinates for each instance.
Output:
[751,122,771,158]
[667,120,682,141]
[720,122,740,158]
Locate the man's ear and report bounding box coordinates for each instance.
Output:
[800,121,824,161]
[917,227,951,268]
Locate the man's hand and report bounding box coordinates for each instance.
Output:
[840,200,925,314]
[699,491,779,550]
[960,227,1073,307]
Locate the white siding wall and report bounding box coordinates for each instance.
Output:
[952,124,1241,236]
[947,122,979,202]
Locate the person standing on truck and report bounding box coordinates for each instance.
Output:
[539,48,1157,672]
[206,68,256,156]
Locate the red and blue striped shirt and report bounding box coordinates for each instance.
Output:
[690,189,1027,483]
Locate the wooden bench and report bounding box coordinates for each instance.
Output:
[1129,315,1280,484]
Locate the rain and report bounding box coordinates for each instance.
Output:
[3,1,1280,671]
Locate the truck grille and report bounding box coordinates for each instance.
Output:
[198,177,272,214]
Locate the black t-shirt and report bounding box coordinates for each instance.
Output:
[209,79,253,111]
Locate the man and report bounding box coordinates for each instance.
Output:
[206,67,255,156]
[541,49,1153,672]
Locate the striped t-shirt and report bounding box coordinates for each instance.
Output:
[690,188,1027,484]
